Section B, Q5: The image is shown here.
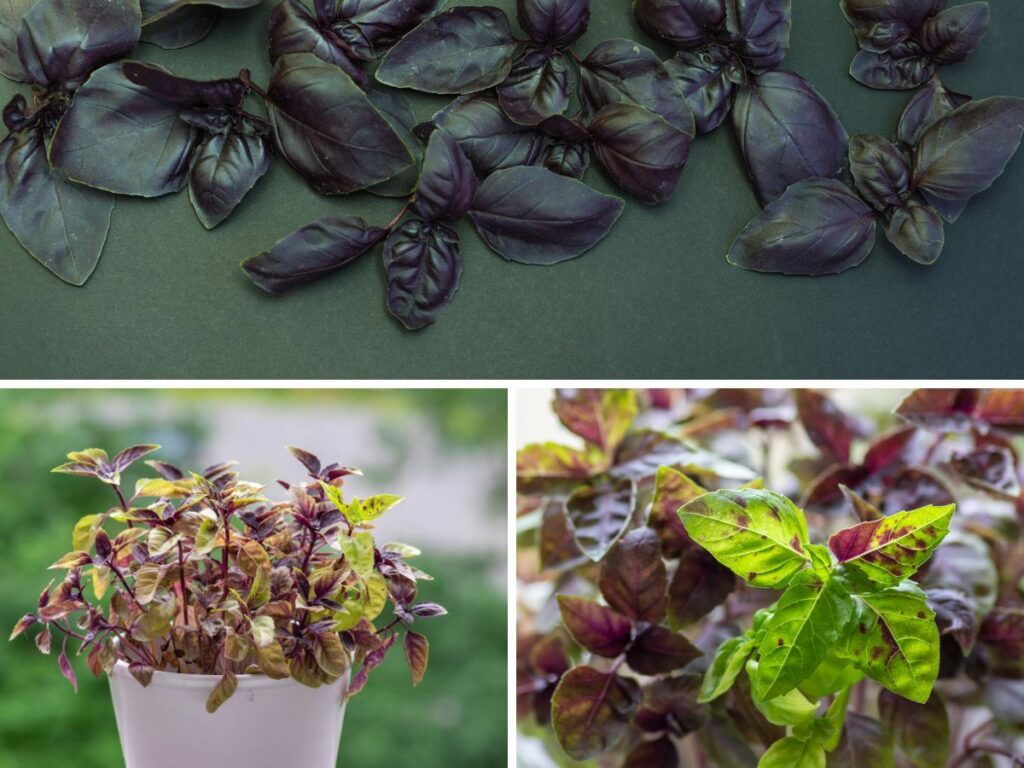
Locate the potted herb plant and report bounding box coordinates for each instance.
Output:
[10,444,445,768]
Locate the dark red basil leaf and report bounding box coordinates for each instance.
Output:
[469,165,623,264]
[830,713,892,768]
[496,47,572,126]
[17,0,141,90]
[331,0,444,58]
[556,594,632,657]
[668,547,735,626]
[551,666,640,761]
[580,38,694,134]
[141,3,219,51]
[633,0,725,50]
[375,6,519,94]
[58,641,78,692]
[878,690,950,768]
[850,43,933,90]
[980,608,1024,677]
[884,200,944,265]
[51,61,245,197]
[919,2,989,65]
[268,0,367,84]
[626,625,701,675]
[795,388,858,464]
[926,588,978,654]
[366,88,421,197]
[426,94,546,175]
[409,602,446,618]
[727,178,877,275]
[950,445,1021,497]
[384,219,462,330]
[839,0,942,53]
[732,70,848,204]
[849,133,911,212]
[0,0,33,81]
[642,674,709,734]
[266,52,413,194]
[599,527,667,622]
[897,77,971,149]
[723,0,791,73]
[189,126,272,229]
[412,129,477,222]
[881,466,954,515]
[589,102,691,204]
[540,136,590,179]
[517,0,589,47]
[894,389,979,432]
[0,126,113,285]
[112,444,160,472]
[623,737,678,768]
[840,484,882,522]
[912,96,1024,203]
[539,501,588,570]
[664,44,742,134]
[566,478,636,562]
[242,214,386,292]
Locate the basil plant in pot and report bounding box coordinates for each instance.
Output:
[10,445,445,768]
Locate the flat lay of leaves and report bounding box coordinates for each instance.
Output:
[9,444,445,711]
[1,0,1022,319]
[517,388,1024,766]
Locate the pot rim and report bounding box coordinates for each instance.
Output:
[109,660,348,691]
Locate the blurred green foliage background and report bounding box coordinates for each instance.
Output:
[0,389,507,768]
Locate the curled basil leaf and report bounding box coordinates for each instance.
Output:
[849,133,910,212]
[632,0,725,50]
[412,129,477,222]
[18,0,141,90]
[723,0,792,73]
[188,117,272,229]
[732,70,848,205]
[589,102,691,204]
[849,42,932,90]
[469,165,624,265]
[384,218,462,330]
[840,0,942,53]
[266,52,413,195]
[664,44,743,134]
[376,6,519,94]
[918,2,989,65]
[884,200,944,265]
[242,214,386,292]
[497,47,572,126]
[517,0,589,47]
[268,0,367,84]
[727,178,877,275]
[538,114,590,178]
[0,125,114,284]
[327,0,444,59]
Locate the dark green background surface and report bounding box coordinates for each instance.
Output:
[1,0,1023,379]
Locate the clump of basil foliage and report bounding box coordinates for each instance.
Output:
[840,0,990,90]
[9,444,445,712]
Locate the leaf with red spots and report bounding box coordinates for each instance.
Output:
[649,465,705,557]
[550,665,641,760]
[828,504,954,586]
[754,571,855,700]
[556,595,632,658]
[840,582,939,704]
[678,489,811,588]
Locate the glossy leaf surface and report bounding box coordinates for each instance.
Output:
[664,45,741,134]
[919,2,989,65]
[723,0,792,72]
[189,124,271,229]
[496,47,571,125]
[412,129,477,222]
[626,625,701,675]
[849,44,933,90]
[517,0,589,47]
[699,633,755,702]
[383,219,462,330]
[633,0,724,50]
[426,95,545,175]
[331,0,445,58]
[884,201,944,265]
[267,0,366,83]
[849,133,910,212]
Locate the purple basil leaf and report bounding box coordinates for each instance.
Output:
[425,94,546,176]
[897,77,972,149]
[831,713,892,768]
[919,191,968,223]
[732,70,848,205]
[409,602,447,618]
[926,587,978,654]
[849,43,934,90]
[412,129,477,222]
[0,0,33,81]
[330,0,445,59]
[268,0,367,84]
[727,178,878,275]
[664,44,742,134]
[551,666,640,761]
[598,527,667,621]
[242,214,386,292]
[496,47,572,126]
[365,87,421,197]
[912,96,1024,203]
[884,199,944,265]
[625,625,702,675]
[623,737,678,768]
[0,126,113,285]
[266,52,413,194]
[112,444,160,472]
[469,165,624,265]
[589,102,691,204]
[723,0,791,73]
[849,132,911,211]
[580,39,695,134]
[384,218,462,331]
[375,6,519,94]
[633,0,725,50]
[50,61,246,197]
[556,595,632,657]
[565,478,636,562]
[141,3,220,50]
[517,0,589,47]
[189,124,272,229]
[540,136,590,178]
[58,640,78,692]
[919,2,989,65]
[839,0,942,53]
[17,0,141,90]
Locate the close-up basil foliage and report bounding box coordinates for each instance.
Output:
[518,388,1024,767]
[1,0,1023,320]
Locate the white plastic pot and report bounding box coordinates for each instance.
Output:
[108,661,348,768]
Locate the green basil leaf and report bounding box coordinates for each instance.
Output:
[699,634,756,702]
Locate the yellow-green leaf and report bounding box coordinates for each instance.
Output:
[133,564,163,605]
[341,532,375,576]
[133,592,175,641]
[699,635,756,703]
[250,615,276,648]
[758,735,826,768]
[91,566,111,600]
[248,565,271,609]
[135,477,194,498]
[224,630,250,662]
[147,528,182,558]
[238,540,270,577]
[331,600,362,631]
[206,670,238,713]
[256,641,290,679]
[361,571,388,621]
[747,660,817,727]
[350,494,403,523]
[72,514,104,551]
[314,631,350,677]
[194,515,219,555]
